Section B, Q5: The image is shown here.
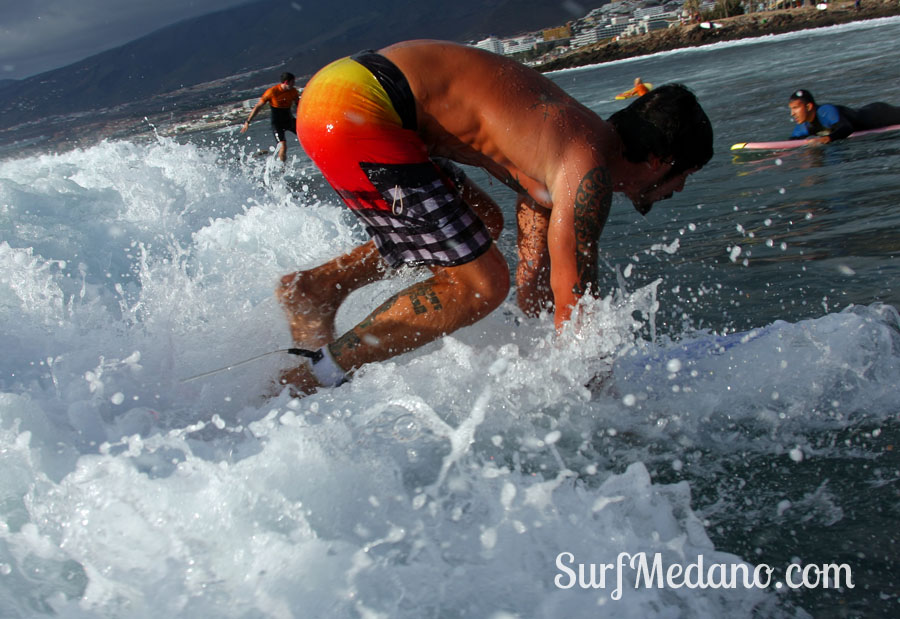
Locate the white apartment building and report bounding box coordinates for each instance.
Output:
[634,5,665,18]
[504,35,541,55]
[474,1,687,54]
[473,37,505,54]
[572,26,605,47]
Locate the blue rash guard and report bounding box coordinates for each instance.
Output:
[791,104,857,140]
[791,102,900,140]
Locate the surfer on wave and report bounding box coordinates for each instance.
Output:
[276,39,713,395]
[241,72,301,163]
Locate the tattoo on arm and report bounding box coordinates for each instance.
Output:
[572,167,611,296]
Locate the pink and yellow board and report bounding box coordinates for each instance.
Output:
[730,124,900,151]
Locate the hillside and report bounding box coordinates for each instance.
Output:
[0,0,601,130]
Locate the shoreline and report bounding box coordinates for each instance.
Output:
[537,1,900,72]
[3,4,900,160]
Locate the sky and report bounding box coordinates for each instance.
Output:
[0,0,255,80]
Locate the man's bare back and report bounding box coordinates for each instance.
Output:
[382,40,616,209]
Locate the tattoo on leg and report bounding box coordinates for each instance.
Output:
[410,295,426,315]
[332,294,399,355]
[408,283,443,314]
[357,294,398,331]
[331,330,362,355]
[331,283,445,355]
[572,167,612,296]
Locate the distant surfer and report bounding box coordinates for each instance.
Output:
[616,77,651,100]
[241,72,300,162]
[276,40,713,395]
[788,88,900,144]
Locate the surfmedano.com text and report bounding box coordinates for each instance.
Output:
[554,551,854,600]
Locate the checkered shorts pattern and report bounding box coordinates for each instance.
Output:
[349,161,492,268]
[298,53,493,268]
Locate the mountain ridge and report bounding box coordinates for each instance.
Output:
[0,0,600,130]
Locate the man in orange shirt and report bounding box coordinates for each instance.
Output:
[241,72,301,162]
[616,77,650,99]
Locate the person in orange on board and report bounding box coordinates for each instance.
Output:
[241,72,301,162]
[617,77,650,99]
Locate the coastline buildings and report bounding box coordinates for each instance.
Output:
[473,0,707,63]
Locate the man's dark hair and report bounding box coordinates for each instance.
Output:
[608,83,713,174]
[281,72,296,83]
[789,89,816,106]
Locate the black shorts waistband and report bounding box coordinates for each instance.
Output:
[351,51,417,132]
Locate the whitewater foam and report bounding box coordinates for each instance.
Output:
[0,130,896,617]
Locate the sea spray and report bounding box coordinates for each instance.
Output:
[1,75,899,615]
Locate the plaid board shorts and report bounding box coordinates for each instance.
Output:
[297,52,492,268]
[352,160,492,267]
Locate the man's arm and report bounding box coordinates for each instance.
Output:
[241,98,267,133]
[547,165,612,331]
[817,104,855,141]
[790,124,811,140]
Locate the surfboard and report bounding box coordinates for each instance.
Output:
[609,325,776,392]
[730,123,900,151]
[620,326,772,365]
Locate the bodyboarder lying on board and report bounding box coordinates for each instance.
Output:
[276,39,713,395]
[788,88,900,144]
[616,77,651,99]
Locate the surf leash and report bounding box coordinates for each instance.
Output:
[179,348,318,383]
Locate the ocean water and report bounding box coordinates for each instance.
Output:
[1,16,899,618]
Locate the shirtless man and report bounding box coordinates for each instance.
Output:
[277,40,713,394]
[241,72,300,162]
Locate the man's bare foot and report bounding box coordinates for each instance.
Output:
[276,271,338,348]
[274,361,322,398]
